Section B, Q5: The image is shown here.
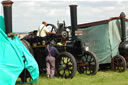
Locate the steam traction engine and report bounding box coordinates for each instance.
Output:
[22,5,99,78]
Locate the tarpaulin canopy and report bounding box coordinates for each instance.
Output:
[0,16,39,85]
[77,18,128,64]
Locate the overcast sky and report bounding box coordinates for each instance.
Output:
[0,0,128,32]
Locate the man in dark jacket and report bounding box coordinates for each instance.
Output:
[45,44,59,78]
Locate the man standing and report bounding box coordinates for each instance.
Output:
[37,21,49,37]
[45,43,59,78]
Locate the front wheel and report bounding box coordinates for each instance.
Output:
[111,55,126,72]
[56,52,77,78]
[77,51,99,75]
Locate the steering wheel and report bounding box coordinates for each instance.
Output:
[46,24,57,33]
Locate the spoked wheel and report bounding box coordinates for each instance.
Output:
[111,55,126,72]
[56,52,77,78]
[77,51,99,75]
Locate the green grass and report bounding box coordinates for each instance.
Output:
[33,70,128,85]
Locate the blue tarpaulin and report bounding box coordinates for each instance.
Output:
[0,16,39,85]
[0,16,5,32]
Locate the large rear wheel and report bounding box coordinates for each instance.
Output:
[21,39,34,56]
[56,52,77,78]
[19,39,34,84]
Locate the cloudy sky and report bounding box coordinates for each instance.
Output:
[0,0,128,32]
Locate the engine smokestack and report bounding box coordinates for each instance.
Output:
[120,12,126,42]
[2,0,13,34]
[69,5,78,40]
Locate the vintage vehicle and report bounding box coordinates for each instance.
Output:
[21,5,99,79]
[21,5,128,81]
[1,0,127,84]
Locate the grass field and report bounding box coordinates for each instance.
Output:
[33,70,128,85]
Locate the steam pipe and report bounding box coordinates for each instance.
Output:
[120,12,126,42]
[69,5,78,40]
[2,0,13,34]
